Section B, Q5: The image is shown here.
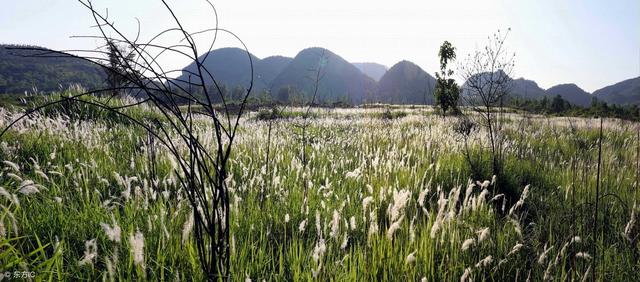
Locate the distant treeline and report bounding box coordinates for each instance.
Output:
[185,83,354,108]
[510,95,640,121]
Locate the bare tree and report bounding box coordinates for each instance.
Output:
[2,0,253,280]
[459,29,515,177]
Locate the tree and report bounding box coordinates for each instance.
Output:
[551,94,566,113]
[105,39,137,97]
[460,29,515,177]
[276,86,292,103]
[434,41,460,115]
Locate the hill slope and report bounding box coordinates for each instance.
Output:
[546,83,592,107]
[0,44,105,94]
[376,61,435,104]
[270,47,376,103]
[353,62,387,81]
[593,77,640,105]
[255,56,292,89]
[510,78,547,100]
[178,47,263,90]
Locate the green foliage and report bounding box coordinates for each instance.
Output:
[0,45,105,94]
[509,95,640,120]
[434,41,460,115]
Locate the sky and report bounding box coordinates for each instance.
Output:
[1,0,639,92]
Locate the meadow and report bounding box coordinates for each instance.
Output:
[0,95,638,281]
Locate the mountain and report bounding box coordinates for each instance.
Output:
[510,78,547,100]
[255,56,292,89]
[593,77,640,105]
[376,60,436,104]
[177,47,263,90]
[353,62,387,81]
[461,70,530,102]
[546,83,592,107]
[0,44,105,94]
[269,47,376,103]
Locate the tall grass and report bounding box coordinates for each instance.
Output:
[0,102,638,280]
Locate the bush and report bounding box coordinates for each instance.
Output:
[379,109,407,120]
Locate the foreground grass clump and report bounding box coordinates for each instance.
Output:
[0,101,638,281]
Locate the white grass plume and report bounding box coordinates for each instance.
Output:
[100,219,121,243]
[462,238,475,251]
[299,218,307,233]
[477,227,490,244]
[475,255,493,268]
[182,210,194,244]
[405,251,416,264]
[78,239,98,266]
[3,160,19,172]
[130,229,145,268]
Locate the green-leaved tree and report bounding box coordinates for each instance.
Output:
[434,41,460,115]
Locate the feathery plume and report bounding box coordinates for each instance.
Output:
[182,210,194,244]
[575,252,592,260]
[462,238,475,251]
[3,160,20,172]
[299,218,307,233]
[130,229,145,268]
[78,239,98,266]
[340,233,349,249]
[461,267,472,282]
[386,215,404,240]
[330,210,341,239]
[18,180,39,195]
[538,244,553,265]
[405,251,416,264]
[100,220,122,243]
[475,255,493,268]
[349,216,357,230]
[477,227,490,243]
[508,243,524,256]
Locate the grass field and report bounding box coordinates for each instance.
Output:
[0,97,638,281]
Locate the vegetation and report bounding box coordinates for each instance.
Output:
[434,41,460,115]
[0,2,638,281]
[0,45,105,94]
[510,95,640,121]
[0,99,638,281]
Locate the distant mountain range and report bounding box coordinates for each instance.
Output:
[2,44,639,106]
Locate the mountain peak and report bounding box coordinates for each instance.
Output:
[375,60,435,105]
[269,47,375,103]
[546,83,592,107]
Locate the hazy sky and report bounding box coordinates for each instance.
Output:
[1,0,639,92]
